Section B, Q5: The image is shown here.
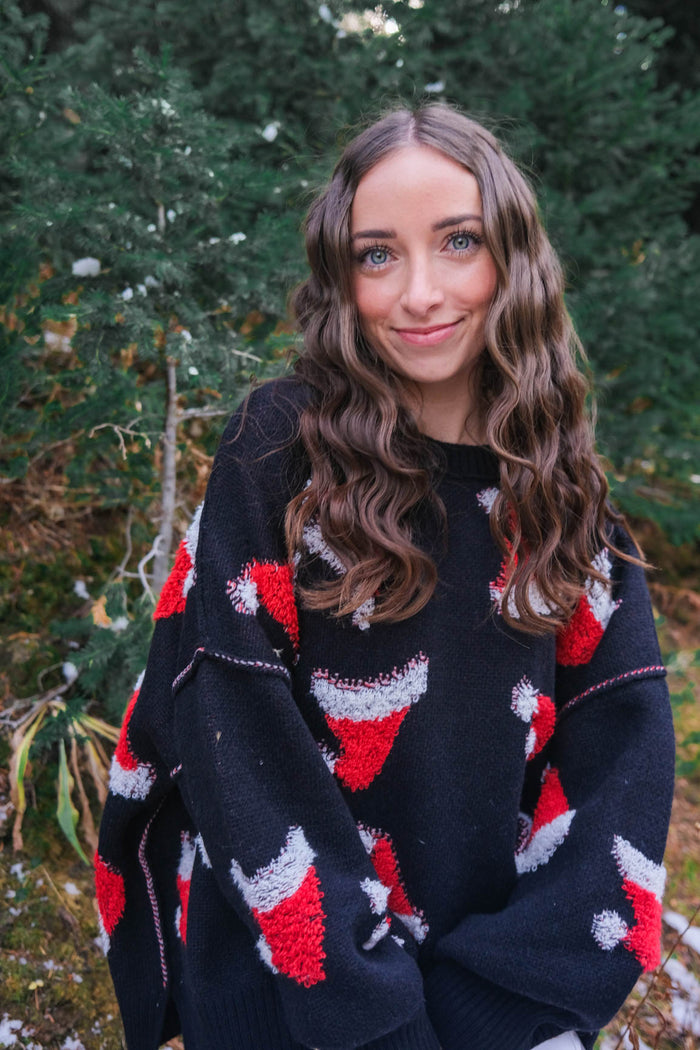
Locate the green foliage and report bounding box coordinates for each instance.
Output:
[1,0,699,856]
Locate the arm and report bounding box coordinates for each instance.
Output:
[171,382,440,1050]
[423,535,675,1050]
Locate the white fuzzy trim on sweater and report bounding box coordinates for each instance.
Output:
[183,502,203,597]
[227,569,259,616]
[230,825,315,913]
[363,916,391,951]
[311,654,429,721]
[108,758,156,802]
[591,909,629,951]
[476,487,499,514]
[97,913,111,955]
[194,833,212,869]
[612,836,666,900]
[361,877,391,915]
[357,825,377,854]
[178,831,196,882]
[514,810,576,874]
[352,596,375,631]
[303,519,346,574]
[585,549,618,628]
[255,934,279,973]
[396,911,429,943]
[302,519,375,628]
[511,677,540,721]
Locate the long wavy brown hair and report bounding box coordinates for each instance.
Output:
[286,102,636,634]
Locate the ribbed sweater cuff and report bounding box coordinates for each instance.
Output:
[423,961,559,1050]
[188,981,440,1050]
[361,1006,442,1049]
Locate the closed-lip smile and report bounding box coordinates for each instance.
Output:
[393,321,461,346]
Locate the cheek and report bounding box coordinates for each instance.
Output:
[353,277,392,327]
[474,258,499,308]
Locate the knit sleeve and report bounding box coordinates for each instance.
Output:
[422,532,675,1050]
[169,381,440,1050]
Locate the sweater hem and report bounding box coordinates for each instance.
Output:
[423,960,567,1050]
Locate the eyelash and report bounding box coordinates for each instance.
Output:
[355,228,484,270]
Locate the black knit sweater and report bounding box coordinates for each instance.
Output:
[96,376,675,1050]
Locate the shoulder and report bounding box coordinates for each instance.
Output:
[220,373,312,452]
[210,374,312,502]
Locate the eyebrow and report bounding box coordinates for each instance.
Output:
[351,213,483,241]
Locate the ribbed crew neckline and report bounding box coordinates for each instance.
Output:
[424,437,500,481]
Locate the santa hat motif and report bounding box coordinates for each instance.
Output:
[556,549,619,666]
[302,519,374,630]
[591,835,666,972]
[175,831,197,945]
[476,489,552,620]
[515,765,576,874]
[230,825,326,987]
[109,671,156,801]
[360,877,392,950]
[154,502,203,620]
[510,677,556,761]
[226,559,299,651]
[94,851,126,954]
[358,823,429,943]
[311,653,429,792]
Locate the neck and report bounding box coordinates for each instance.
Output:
[409,382,485,445]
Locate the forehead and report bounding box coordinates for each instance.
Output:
[350,145,482,229]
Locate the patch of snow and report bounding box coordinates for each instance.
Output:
[229,232,246,245]
[261,122,280,142]
[0,1015,22,1048]
[63,882,80,897]
[664,910,700,954]
[665,956,700,1002]
[73,580,90,600]
[62,662,79,684]
[61,1037,85,1050]
[71,257,101,278]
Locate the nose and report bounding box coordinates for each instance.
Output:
[399,256,445,317]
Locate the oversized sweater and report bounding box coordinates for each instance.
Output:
[96,375,675,1050]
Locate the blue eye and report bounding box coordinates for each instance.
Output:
[367,247,389,266]
[449,232,474,251]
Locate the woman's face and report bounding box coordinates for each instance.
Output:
[350,144,498,431]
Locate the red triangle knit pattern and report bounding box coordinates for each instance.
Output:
[253,868,326,988]
[154,539,191,620]
[531,767,569,836]
[113,688,140,773]
[556,595,605,666]
[94,851,126,938]
[327,708,408,792]
[622,878,663,972]
[249,561,299,651]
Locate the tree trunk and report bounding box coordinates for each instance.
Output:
[153,356,178,596]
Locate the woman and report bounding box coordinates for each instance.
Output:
[96,104,674,1050]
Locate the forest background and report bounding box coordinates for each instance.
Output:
[1,0,699,1047]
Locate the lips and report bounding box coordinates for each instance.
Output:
[393,321,461,346]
